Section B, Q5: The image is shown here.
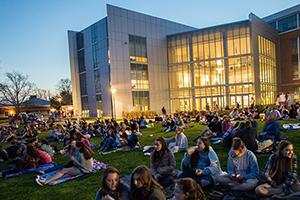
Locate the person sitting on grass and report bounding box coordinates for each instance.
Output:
[255,140,300,198]
[216,137,259,191]
[260,112,281,142]
[150,137,176,188]
[98,128,120,153]
[168,127,188,153]
[194,116,222,140]
[130,165,166,200]
[35,141,94,186]
[180,138,223,187]
[120,127,139,149]
[173,178,207,200]
[95,167,129,200]
[0,144,52,177]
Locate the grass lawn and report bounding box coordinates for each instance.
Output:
[1,120,300,200]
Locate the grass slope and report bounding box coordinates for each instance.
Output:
[1,120,300,200]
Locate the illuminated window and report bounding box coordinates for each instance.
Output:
[258,35,277,104]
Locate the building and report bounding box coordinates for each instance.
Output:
[68,4,300,117]
[263,5,300,100]
[0,95,51,118]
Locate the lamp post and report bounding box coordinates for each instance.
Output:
[110,88,117,119]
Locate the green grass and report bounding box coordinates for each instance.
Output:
[1,120,300,200]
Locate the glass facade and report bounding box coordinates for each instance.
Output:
[91,24,103,117]
[291,37,300,79]
[258,35,277,105]
[129,35,149,111]
[278,14,297,33]
[267,13,300,33]
[168,23,255,112]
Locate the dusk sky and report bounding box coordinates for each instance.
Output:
[0,0,299,94]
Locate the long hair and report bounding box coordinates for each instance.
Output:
[151,137,169,166]
[99,167,124,199]
[270,140,295,180]
[76,141,94,159]
[130,166,163,200]
[175,178,206,200]
[190,138,211,169]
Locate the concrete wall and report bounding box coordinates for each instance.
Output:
[106,4,196,117]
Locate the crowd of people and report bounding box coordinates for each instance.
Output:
[1,99,300,199]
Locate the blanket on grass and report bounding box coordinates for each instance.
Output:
[283,123,300,130]
[38,160,107,185]
[3,163,57,178]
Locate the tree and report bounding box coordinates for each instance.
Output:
[56,78,72,105]
[0,71,34,114]
[34,88,50,100]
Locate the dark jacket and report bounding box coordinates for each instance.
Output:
[150,150,176,177]
[235,127,258,152]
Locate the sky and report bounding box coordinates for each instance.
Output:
[0,0,299,94]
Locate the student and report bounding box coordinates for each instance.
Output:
[36,141,94,185]
[168,127,188,153]
[262,113,280,141]
[180,138,223,187]
[150,137,176,188]
[40,138,55,157]
[216,138,259,191]
[0,145,52,177]
[130,165,166,200]
[234,121,258,152]
[194,116,222,140]
[173,178,206,200]
[95,167,129,200]
[255,140,300,197]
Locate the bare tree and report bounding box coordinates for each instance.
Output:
[34,88,49,100]
[56,78,72,105]
[0,71,34,114]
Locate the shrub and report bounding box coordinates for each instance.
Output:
[122,110,157,119]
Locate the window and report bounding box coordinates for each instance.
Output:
[92,43,99,69]
[258,35,277,104]
[291,38,300,79]
[278,15,297,33]
[76,32,84,50]
[129,35,147,62]
[96,94,102,117]
[132,91,149,111]
[94,69,101,93]
[81,96,89,117]
[79,73,87,95]
[130,63,149,90]
[91,24,97,44]
[78,50,85,72]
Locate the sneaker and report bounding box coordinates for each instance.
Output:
[35,177,45,186]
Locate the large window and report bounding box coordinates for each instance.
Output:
[129,35,149,110]
[130,63,149,90]
[92,43,99,69]
[94,69,101,93]
[168,23,254,111]
[79,73,87,96]
[258,35,277,104]
[194,60,225,87]
[228,56,253,84]
[291,38,299,79]
[129,35,147,63]
[227,26,251,56]
[76,32,84,50]
[168,35,190,64]
[132,91,149,111]
[81,96,89,117]
[96,94,102,117]
[169,64,191,89]
[78,50,85,73]
[278,14,297,33]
